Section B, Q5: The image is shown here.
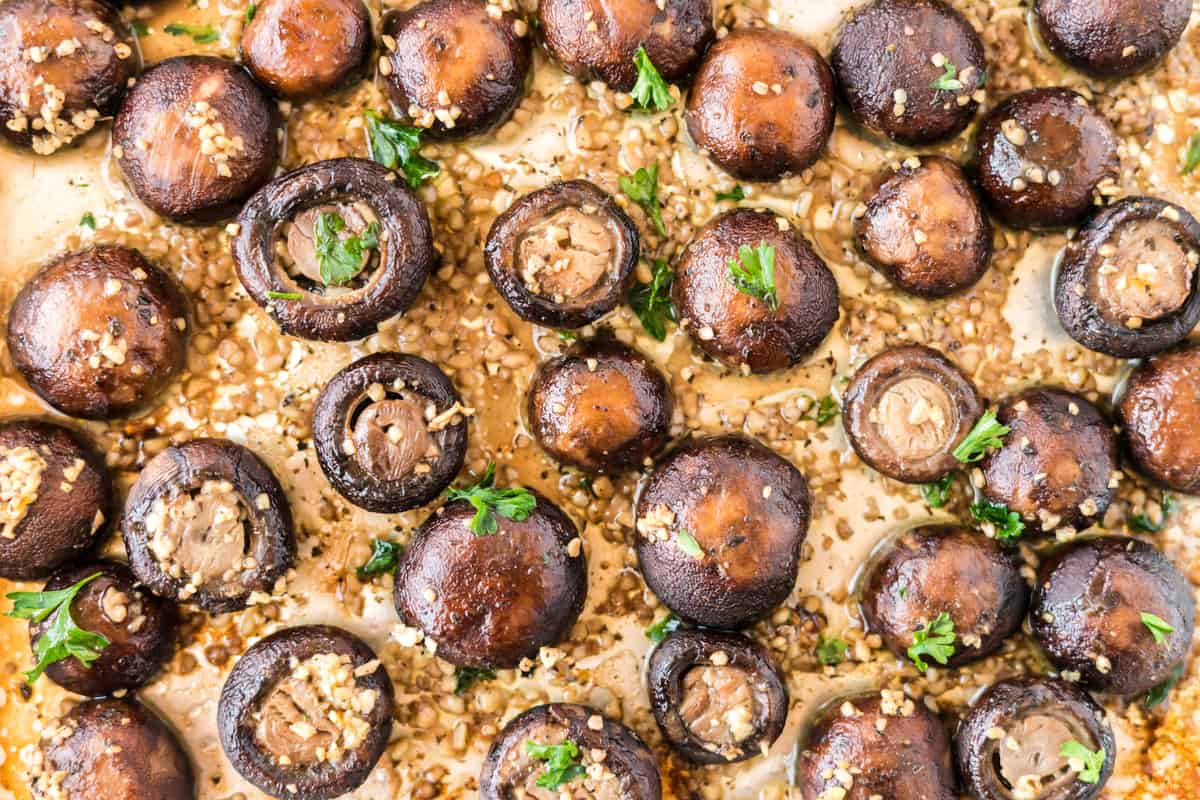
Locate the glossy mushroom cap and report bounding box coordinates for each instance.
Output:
[1035,0,1192,78]
[241,0,372,100]
[8,245,189,420]
[1117,343,1200,493]
[686,27,835,182]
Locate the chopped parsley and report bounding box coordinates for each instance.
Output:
[1141,612,1175,644]
[1060,741,1105,784]
[525,739,586,789]
[716,185,746,203]
[970,498,1025,541]
[907,611,955,672]
[446,463,536,536]
[356,538,403,579]
[1181,132,1200,176]
[675,529,703,559]
[454,666,496,694]
[630,46,674,112]
[619,163,666,236]
[79,212,96,230]
[363,110,441,189]
[725,241,779,311]
[1129,494,1178,533]
[811,394,840,426]
[129,20,148,37]
[817,636,848,666]
[314,211,380,286]
[645,612,681,643]
[952,409,1010,463]
[163,22,219,43]
[557,330,578,343]
[921,474,954,508]
[6,573,110,683]
[245,2,257,22]
[930,61,964,92]
[1145,664,1184,708]
[629,257,676,341]
[266,290,302,300]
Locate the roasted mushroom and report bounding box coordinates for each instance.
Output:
[832,0,987,144]
[1030,535,1195,696]
[956,676,1115,800]
[394,479,587,667]
[855,155,993,297]
[0,419,111,581]
[797,691,957,800]
[673,209,839,373]
[28,698,194,800]
[974,88,1119,229]
[122,438,296,614]
[234,157,436,341]
[485,180,639,329]
[979,388,1119,536]
[1117,344,1200,493]
[31,559,176,697]
[1035,0,1192,79]
[313,352,469,512]
[537,0,714,92]
[860,524,1028,669]
[635,435,810,629]
[842,345,983,483]
[686,27,836,182]
[8,245,190,420]
[0,0,139,154]
[1055,196,1200,358]
[241,0,372,100]
[217,625,395,800]
[381,0,532,139]
[480,703,662,800]
[113,56,279,222]
[647,628,788,764]
[527,339,672,473]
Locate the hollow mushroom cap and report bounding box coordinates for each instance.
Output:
[956,675,1115,800]
[1034,0,1192,79]
[381,0,532,139]
[537,0,714,91]
[122,438,296,614]
[831,0,987,145]
[485,180,640,329]
[1117,343,1200,493]
[30,698,194,800]
[394,491,587,668]
[7,245,190,420]
[647,628,788,764]
[0,418,112,581]
[527,339,673,473]
[217,625,395,800]
[1055,196,1200,359]
[634,434,810,629]
[686,27,836,182]
[842,344,983,483]
[234,157,436,342]
[480,703,662,800]
[241,0,372,100]
[113,55,280,223]
[0,0,139,154]
[1030,535,1195,696]
[979,388,1119,536]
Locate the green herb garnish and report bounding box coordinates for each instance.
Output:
[1181,133,1200,176]
[363,110,440,189]
[630,46,673,112]
[646,612,681,643]
[812,395,840,426]
[817,636,848,666]
[245,2,257,22]
[970,498,1025,541]
[266,290,302,300]
[525,739,586,789]
[907,611,955,672]
[930,62,964,92]
[129,20,148,37]
[1145,664,1184,708]
[79,212,96,230]
[952,409,1010,463]
[557,330,577,342]
[356,538,403,579]
[446,463,536,536]
[314,212,381,286]
[163,22,219,43]
[1060,741,1105,784]
[454,666,496,694]
[676,530,703,559]
[1141,612,1175,644]
[716,186,746,202]
[619,163,666,236]
[630,257,676,341]
[1129,495,1178,533]
[921,475,954,508]
[6,573,110,683]
[725,241,778,311]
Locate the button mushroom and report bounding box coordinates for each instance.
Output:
[241,0,372,100]
[1035,0,1192,79]
[1117,343,1200,493]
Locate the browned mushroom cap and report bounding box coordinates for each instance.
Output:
[0,419,111,580]
[1030,536,1195,696]
[113,56,280,223]
[843,345,982,483]
[29,698,194,800]
[382,0,532,139]
[955,676,1115,800]
[0,0,139,154]
[234,157,436,341]
[241,0,372,100]
[527,339,673,473]
[313,352,469,512]
[855,155,993,297]
[538,0,714,91]
[635,435,810,629]
[485,180,640,329]
[797,691,957,800]
[122,438,296,614]
[980,388,1119,536]
[217,625,395,800]
[673,209,839,374]
[974,88,1119,229]
[8,245,189,420]
[394,490,587,667]
[32,559,176,697]
[1117,344,1200,493]
[1035,0,1192,79]
[860,524,1028,669]
[1055,196,1200,358]
[686,27,835,182]
[648,628,788,764]
[480,703,662,800]
[832,0,986,145]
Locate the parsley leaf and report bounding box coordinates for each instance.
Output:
[557,330,577,342]
[1145,664,1184,708]
[525,739,586,790]
[921,474,954,508]
[1060,740,1105,784]
[314,212,381,286]
[646,612,681,643]
[357,539,403,580]
[726,241,779,311]
[716,186,746,202]
[630,257,676,341]
[445,463,536,536]
[619,164,666,236]
[1181,132,1200,176]
[363,110,440,189]
[817,636,848,666]
[930,62,964,92]
[907,611,955,672]
[129,20,148,37]
[812,395,840,426]
[266,290,302,300]
[970,498,1025,540]
[245,2,257,22]
[1141,612,1175,644]
[630,46,674,112]
[79,212,96,230]
[454,666,496,694]
[1129,495,1178,533]
[6,573,110,683]
[676,530,703,559]
[164,23,219,43]
[952,409,1010,463]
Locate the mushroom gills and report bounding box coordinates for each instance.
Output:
[347,391,441,482]
[517,206,618,302]
[145,480,254,597]
[1093,219,1196,325]
[991,713,1084,798]
[679,664,762,758]
[281,201,382,294]
[871,376,958,461]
